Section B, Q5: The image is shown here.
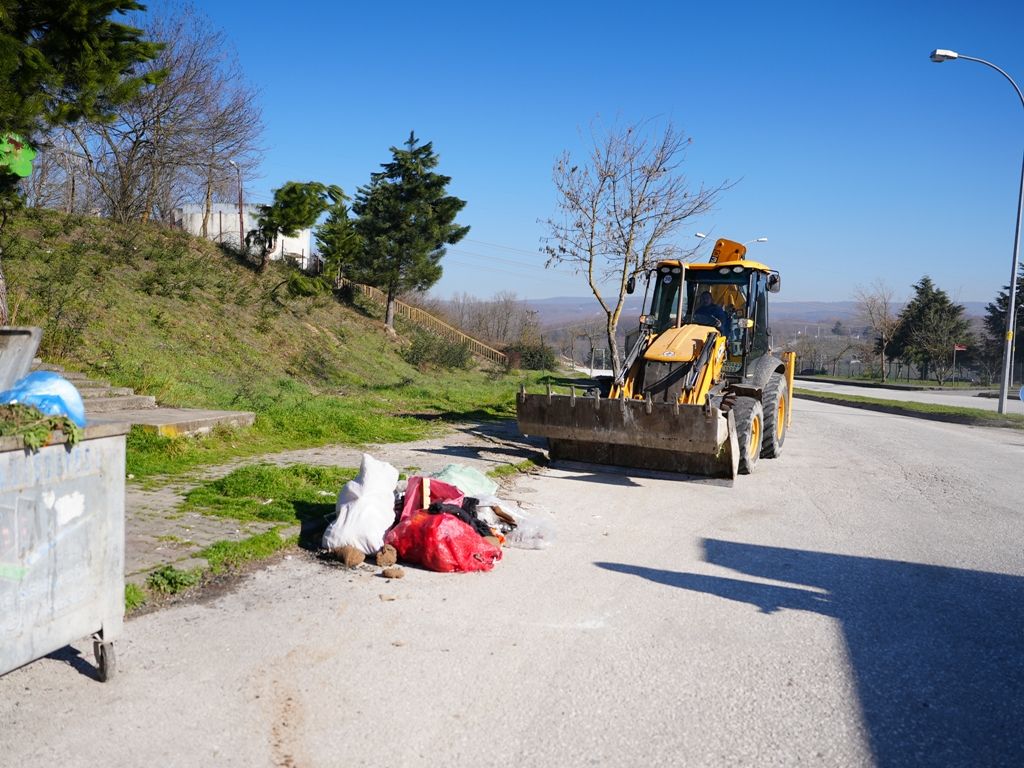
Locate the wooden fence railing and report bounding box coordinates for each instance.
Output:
[337,278,508,365]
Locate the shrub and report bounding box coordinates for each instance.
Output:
[403,333,472,370]
[504,342,555,370]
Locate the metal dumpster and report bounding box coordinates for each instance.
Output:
[1,421,129,681]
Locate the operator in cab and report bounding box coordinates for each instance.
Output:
[693,291,730,334]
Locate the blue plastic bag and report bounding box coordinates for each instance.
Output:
[0,371,87,427]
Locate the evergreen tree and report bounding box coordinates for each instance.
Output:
[247,181,343,271]
[351,132,469,331]
[315,196,361,284]
[982,265,1024,385]
[0,0,163,323]
[892,276,971,384]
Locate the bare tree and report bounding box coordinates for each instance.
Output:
[542,120,729,377]
[855,280,903,382]
[440,290,539,346]
[66,5,262,225]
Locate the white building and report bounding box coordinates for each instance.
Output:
[172,203,316,271]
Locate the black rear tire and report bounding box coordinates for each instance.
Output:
[761,372,788,459]
[734,397,763,475]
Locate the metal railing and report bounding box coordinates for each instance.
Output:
[336,278,508,365]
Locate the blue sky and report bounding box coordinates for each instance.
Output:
[189,0,1024,304]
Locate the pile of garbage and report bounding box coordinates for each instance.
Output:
[322,454,553,575]
[0,372,87,450]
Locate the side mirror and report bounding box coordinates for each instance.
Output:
[767,272,781,293]
[626,276,636,295]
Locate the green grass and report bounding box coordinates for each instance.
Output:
[200,529,296,574]
[487,457,546,479]
[124,583,147,612]
[4,208,554,481]
[145,564,202,594]
[794,388,1024,428]
[183,463,356,523]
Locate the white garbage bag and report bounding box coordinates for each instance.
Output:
[322,453,400,555]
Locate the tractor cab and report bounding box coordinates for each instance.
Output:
[638,238,781,382]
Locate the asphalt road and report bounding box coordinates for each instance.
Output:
[1,400,1022,767]
[796,378,1024,415]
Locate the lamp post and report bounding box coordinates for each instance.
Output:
[931,48,1023,413]
[228,160,244,252]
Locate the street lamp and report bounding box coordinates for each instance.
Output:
[228,160,244,252]
[931,48,1023,414]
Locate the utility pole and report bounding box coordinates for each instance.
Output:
[229,160,244,251]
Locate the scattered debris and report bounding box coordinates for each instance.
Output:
[331,545,365,568]
[322,458,554,577]
[379,594,398,602]
[376,544,398,568]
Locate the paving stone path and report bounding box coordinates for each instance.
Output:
[124,421,543,582]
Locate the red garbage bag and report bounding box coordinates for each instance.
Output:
[399,476,463,523]
[385,510,502,573]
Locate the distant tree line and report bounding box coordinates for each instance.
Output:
[798,272,1024,386]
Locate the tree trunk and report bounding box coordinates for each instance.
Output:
[0,262,9,326]
[0,210,8,325]
[201,178,213,238]
[385,284,397,331]
[606,317,620,379]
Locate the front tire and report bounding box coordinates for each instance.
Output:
[734,397,763,475]
[761,372,788,459]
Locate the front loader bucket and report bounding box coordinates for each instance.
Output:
[517,391,738,480]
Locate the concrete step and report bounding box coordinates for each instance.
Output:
[84,394,158,413]
[89,407,256,437]
[72,379,110,387]
[77,386,134,399]
[31,364,104,385]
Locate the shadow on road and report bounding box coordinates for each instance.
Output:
[597,540,1024,767]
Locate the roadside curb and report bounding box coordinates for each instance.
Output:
[794,391,1024,430]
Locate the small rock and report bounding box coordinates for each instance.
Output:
[379,593,398,601]
[381,566,405,579]
[376,544,398,567]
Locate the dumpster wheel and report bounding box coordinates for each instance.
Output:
[93,639,116,682]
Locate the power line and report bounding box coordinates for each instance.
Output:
[447,247,566,272]
[464,238,544,257]
[442,256,577,284]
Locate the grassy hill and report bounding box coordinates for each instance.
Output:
[3,208,542,477]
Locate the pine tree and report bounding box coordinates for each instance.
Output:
[0,0,163,323]
[247,181,343,271]
[315,197,361,285]
[982,265,1024,385]
[892,276,972,383]
[351,133,469,331]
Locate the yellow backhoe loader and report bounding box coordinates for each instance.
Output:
[517,238,795,480]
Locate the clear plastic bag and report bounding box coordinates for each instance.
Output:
[475,494,555,550]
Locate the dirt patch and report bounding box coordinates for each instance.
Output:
[127,548,305,619]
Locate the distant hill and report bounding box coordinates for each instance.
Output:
[529,296,990,329]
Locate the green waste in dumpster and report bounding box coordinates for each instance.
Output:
[0,403,83,451]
